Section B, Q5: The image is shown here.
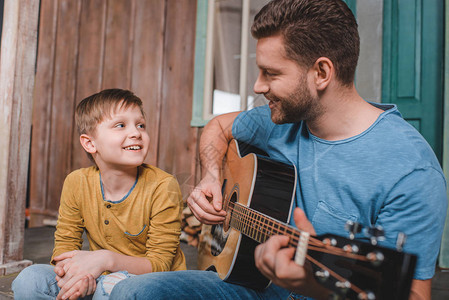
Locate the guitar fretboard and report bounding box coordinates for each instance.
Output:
[229,202,301,248]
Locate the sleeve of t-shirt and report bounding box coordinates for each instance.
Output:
[51,172,84,264]
[232,105,275,150]
[145,175,183,272]
[376,166,447,280]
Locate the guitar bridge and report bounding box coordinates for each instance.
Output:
[294,231,310,266]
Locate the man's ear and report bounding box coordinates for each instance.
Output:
[80,134,96,154]
[311,57,334,91]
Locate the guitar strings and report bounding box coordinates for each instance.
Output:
[307,255,365,296]
[228,201,368,259]
[226,201,367,296]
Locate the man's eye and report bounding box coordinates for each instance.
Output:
[264,70,275,77]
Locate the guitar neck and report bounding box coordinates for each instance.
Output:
[229,202,300,248]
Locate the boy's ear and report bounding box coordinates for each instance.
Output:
[311,57,333,91]
[80,134,96,154]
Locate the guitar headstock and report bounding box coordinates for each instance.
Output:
[307,233,417,300]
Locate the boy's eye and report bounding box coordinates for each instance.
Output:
[115,123,124,128]
[137,124,146,129]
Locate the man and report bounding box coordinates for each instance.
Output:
[110,0,447,299]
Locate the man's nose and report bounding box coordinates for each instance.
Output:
[253,72,269,94]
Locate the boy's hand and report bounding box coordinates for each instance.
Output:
[54,258,71,278]
[187,175,227,225]
[54,250,109,298]
[56,274,96,300]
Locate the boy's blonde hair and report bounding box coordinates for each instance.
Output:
[76,89,145,135]
[75,89,145,162]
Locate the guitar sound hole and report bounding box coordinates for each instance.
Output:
[210,191,238,256]
[223,192,237,232]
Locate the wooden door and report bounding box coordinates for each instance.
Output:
[29,0,200,227]
[382,0,444,161]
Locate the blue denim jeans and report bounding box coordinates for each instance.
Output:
[12,264,132,300]
[109,270,291,299]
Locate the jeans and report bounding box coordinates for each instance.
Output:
[109,270,291,300]
[12,264,132,300]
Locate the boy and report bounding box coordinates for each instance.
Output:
[13,89,186,299]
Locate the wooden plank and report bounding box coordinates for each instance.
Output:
[130,0,166,166]
[102,0,134,89]
[29,0,58,227]
[71,0,108,170]
[0,0,39,265]
[46,0,82,215]
[158,0,198,200]
[195,127,204,186]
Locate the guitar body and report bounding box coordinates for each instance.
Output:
[198,140,417,299]
[198,140,297,290]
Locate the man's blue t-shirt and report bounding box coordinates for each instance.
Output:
[232,103,447,280]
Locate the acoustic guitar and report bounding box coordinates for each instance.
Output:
[198,139,417,300]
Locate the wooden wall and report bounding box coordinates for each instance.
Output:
[29,0,201,227]
[0,0,38,271]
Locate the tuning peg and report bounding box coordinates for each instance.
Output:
[322,237,338,247]
[358,291,376,300]
[396,232,407,251]
[366,250,385,266]
[343,244,360,253]
[314,270,330,282]
[345,221,362,240]
[364,226,385,245]
[335,281,351,293]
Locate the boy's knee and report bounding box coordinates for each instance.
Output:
[12,264,58,299]
[12,264,39,289]
[109,278,132,299]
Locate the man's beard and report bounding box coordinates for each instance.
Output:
[268,77,323,124]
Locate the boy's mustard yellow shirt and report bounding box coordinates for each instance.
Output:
[51,164,186,272]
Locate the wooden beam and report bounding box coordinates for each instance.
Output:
[0,0,39,274]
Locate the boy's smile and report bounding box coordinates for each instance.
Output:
[88,104,150,171]
[124,145,142,150]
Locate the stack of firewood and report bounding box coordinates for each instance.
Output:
[180,206,202,247]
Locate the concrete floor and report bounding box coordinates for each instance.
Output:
[1,226,449,299]
[0,226,198,299]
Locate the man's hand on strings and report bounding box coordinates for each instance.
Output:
[254,208,330,299]
[187,174,226,224]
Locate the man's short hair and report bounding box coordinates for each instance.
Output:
[251,0,359,86]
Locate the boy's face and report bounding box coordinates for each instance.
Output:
[88,104,150,171]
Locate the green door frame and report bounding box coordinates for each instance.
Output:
[439,0,449,269]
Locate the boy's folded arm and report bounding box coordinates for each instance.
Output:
[51,175,84,265]
[54,249,152,277]
[105,251,153,274]
[144,176,184,272]
[52,226,83,265]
